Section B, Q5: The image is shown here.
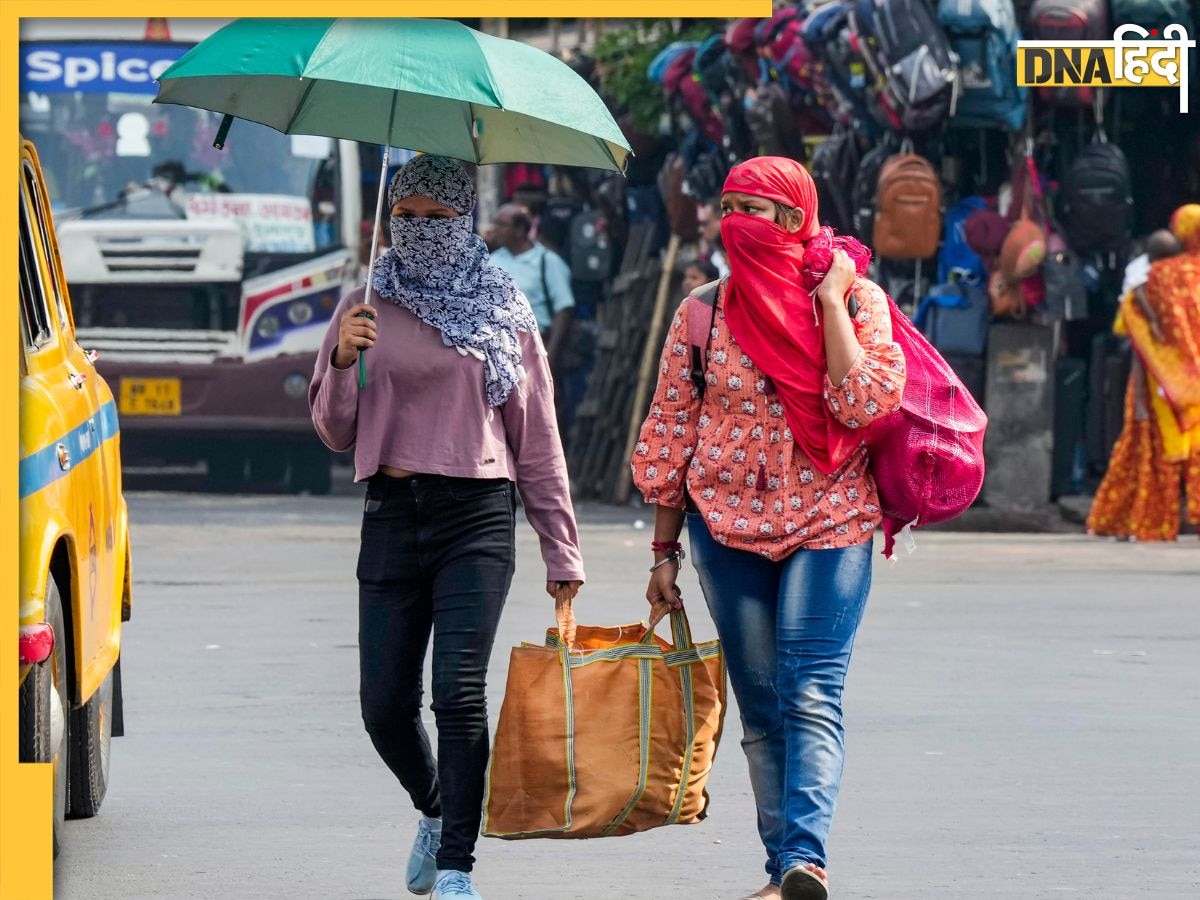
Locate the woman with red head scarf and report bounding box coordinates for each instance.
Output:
[1087,204,1200,541]
[632,157,906,900]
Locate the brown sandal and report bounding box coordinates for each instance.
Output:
[780,865,828,900]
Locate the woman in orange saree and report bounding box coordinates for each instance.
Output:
[1088,204,1200,540]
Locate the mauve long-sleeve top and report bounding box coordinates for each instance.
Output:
[309,285,585,583]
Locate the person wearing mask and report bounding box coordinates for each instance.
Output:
[309,156,585,900]
[488,203,576,375]
[632,157,906,900]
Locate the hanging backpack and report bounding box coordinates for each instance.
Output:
[915,277,990,356]
[657,152,699,242]
[682,150,729,203]
[661,46,725,145]
[693,35,741,107]
[694,35,755,159]
[851,136,899,243]
[648,41,697,86]
[938,0,1028,131]
[568,209,613,283]
[1025,0,1110,107]
[873,152,943,260]
[1041,227,1089,321]
[870,0,960,133]
[802,2,881,134]
[726,17,767,81]
[937,195,989,283]
[1059,138,1134,254]
[539,195,584,260]
[744,81,808,159]
[810,129,861,236]
[756,7,818,97]
[1109,0,1196,40]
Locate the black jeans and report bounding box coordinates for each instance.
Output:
[357,472,516,873]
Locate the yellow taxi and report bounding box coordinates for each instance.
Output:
[18,136,131,856]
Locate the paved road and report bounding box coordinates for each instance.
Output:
[54,491,1200,899]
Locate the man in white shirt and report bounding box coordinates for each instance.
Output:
[489,203,576,373]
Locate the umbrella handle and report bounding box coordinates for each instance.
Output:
[352,312,372,388]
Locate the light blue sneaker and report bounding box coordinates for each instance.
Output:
[432,870,482,899]
[406,816,441,895]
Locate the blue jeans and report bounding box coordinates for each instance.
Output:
[687,512,873,881]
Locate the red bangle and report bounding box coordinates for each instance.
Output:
[651,540,683,553]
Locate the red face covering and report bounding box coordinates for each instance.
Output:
[720,157,869,476]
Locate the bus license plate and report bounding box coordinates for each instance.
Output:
[119,378,181,416]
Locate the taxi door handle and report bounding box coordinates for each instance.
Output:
[69,371,88,390]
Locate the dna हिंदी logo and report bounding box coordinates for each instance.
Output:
[1017,24,1196,113]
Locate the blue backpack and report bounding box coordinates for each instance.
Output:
[937,196,988,284]
[938,0,1028,131]
[647,41,698,85]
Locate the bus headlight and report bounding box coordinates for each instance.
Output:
[288,301,314,326]
[283,374,308,400]
[256,314,280,340]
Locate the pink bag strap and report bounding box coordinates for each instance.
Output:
[686,278,724,396]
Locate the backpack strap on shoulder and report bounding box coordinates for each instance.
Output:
[686,278,724,396]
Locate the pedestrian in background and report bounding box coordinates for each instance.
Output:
[632,157,905,900]
[1088,205,1200,542]
[681,257,721,296]
[698,196,731,278]
[309,155,585,900]
[489,202,577,376]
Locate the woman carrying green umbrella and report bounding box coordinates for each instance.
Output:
[310,155,585,900]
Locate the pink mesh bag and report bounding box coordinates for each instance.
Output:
[865,294,988,558]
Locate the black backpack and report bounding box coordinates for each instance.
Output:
[1059,139,1134,254]
[802,2,883,137]
[683,150,730,203]
[851,136,898,243]
[744,81,807,159]
[568,209,613,283]
[539,195,583,259]
[870,0,959,133]
[810,129,861,236]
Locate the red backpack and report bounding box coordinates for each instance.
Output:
[1026,0,1110,107]
[725,17,765,81]
[662,47,723,144]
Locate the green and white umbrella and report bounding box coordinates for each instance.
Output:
[155,17,631,385]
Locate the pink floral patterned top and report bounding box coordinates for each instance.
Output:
[632,278,906,558]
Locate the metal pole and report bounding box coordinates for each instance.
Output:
[358,143,389,389]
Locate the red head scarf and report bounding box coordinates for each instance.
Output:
[720,156,871,475]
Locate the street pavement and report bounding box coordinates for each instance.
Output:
[54,490,1200,899]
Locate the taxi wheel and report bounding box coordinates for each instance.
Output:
[67,663,113,819]
[18,578,69,856]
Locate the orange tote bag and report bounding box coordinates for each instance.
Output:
[483,605,726,839]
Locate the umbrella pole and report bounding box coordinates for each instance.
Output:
[359,144,391,389]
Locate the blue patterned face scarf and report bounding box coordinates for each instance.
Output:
[370,156,538,407]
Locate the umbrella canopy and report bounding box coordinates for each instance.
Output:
[154,17,630,172]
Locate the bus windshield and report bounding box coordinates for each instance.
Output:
[19,41,342,255]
